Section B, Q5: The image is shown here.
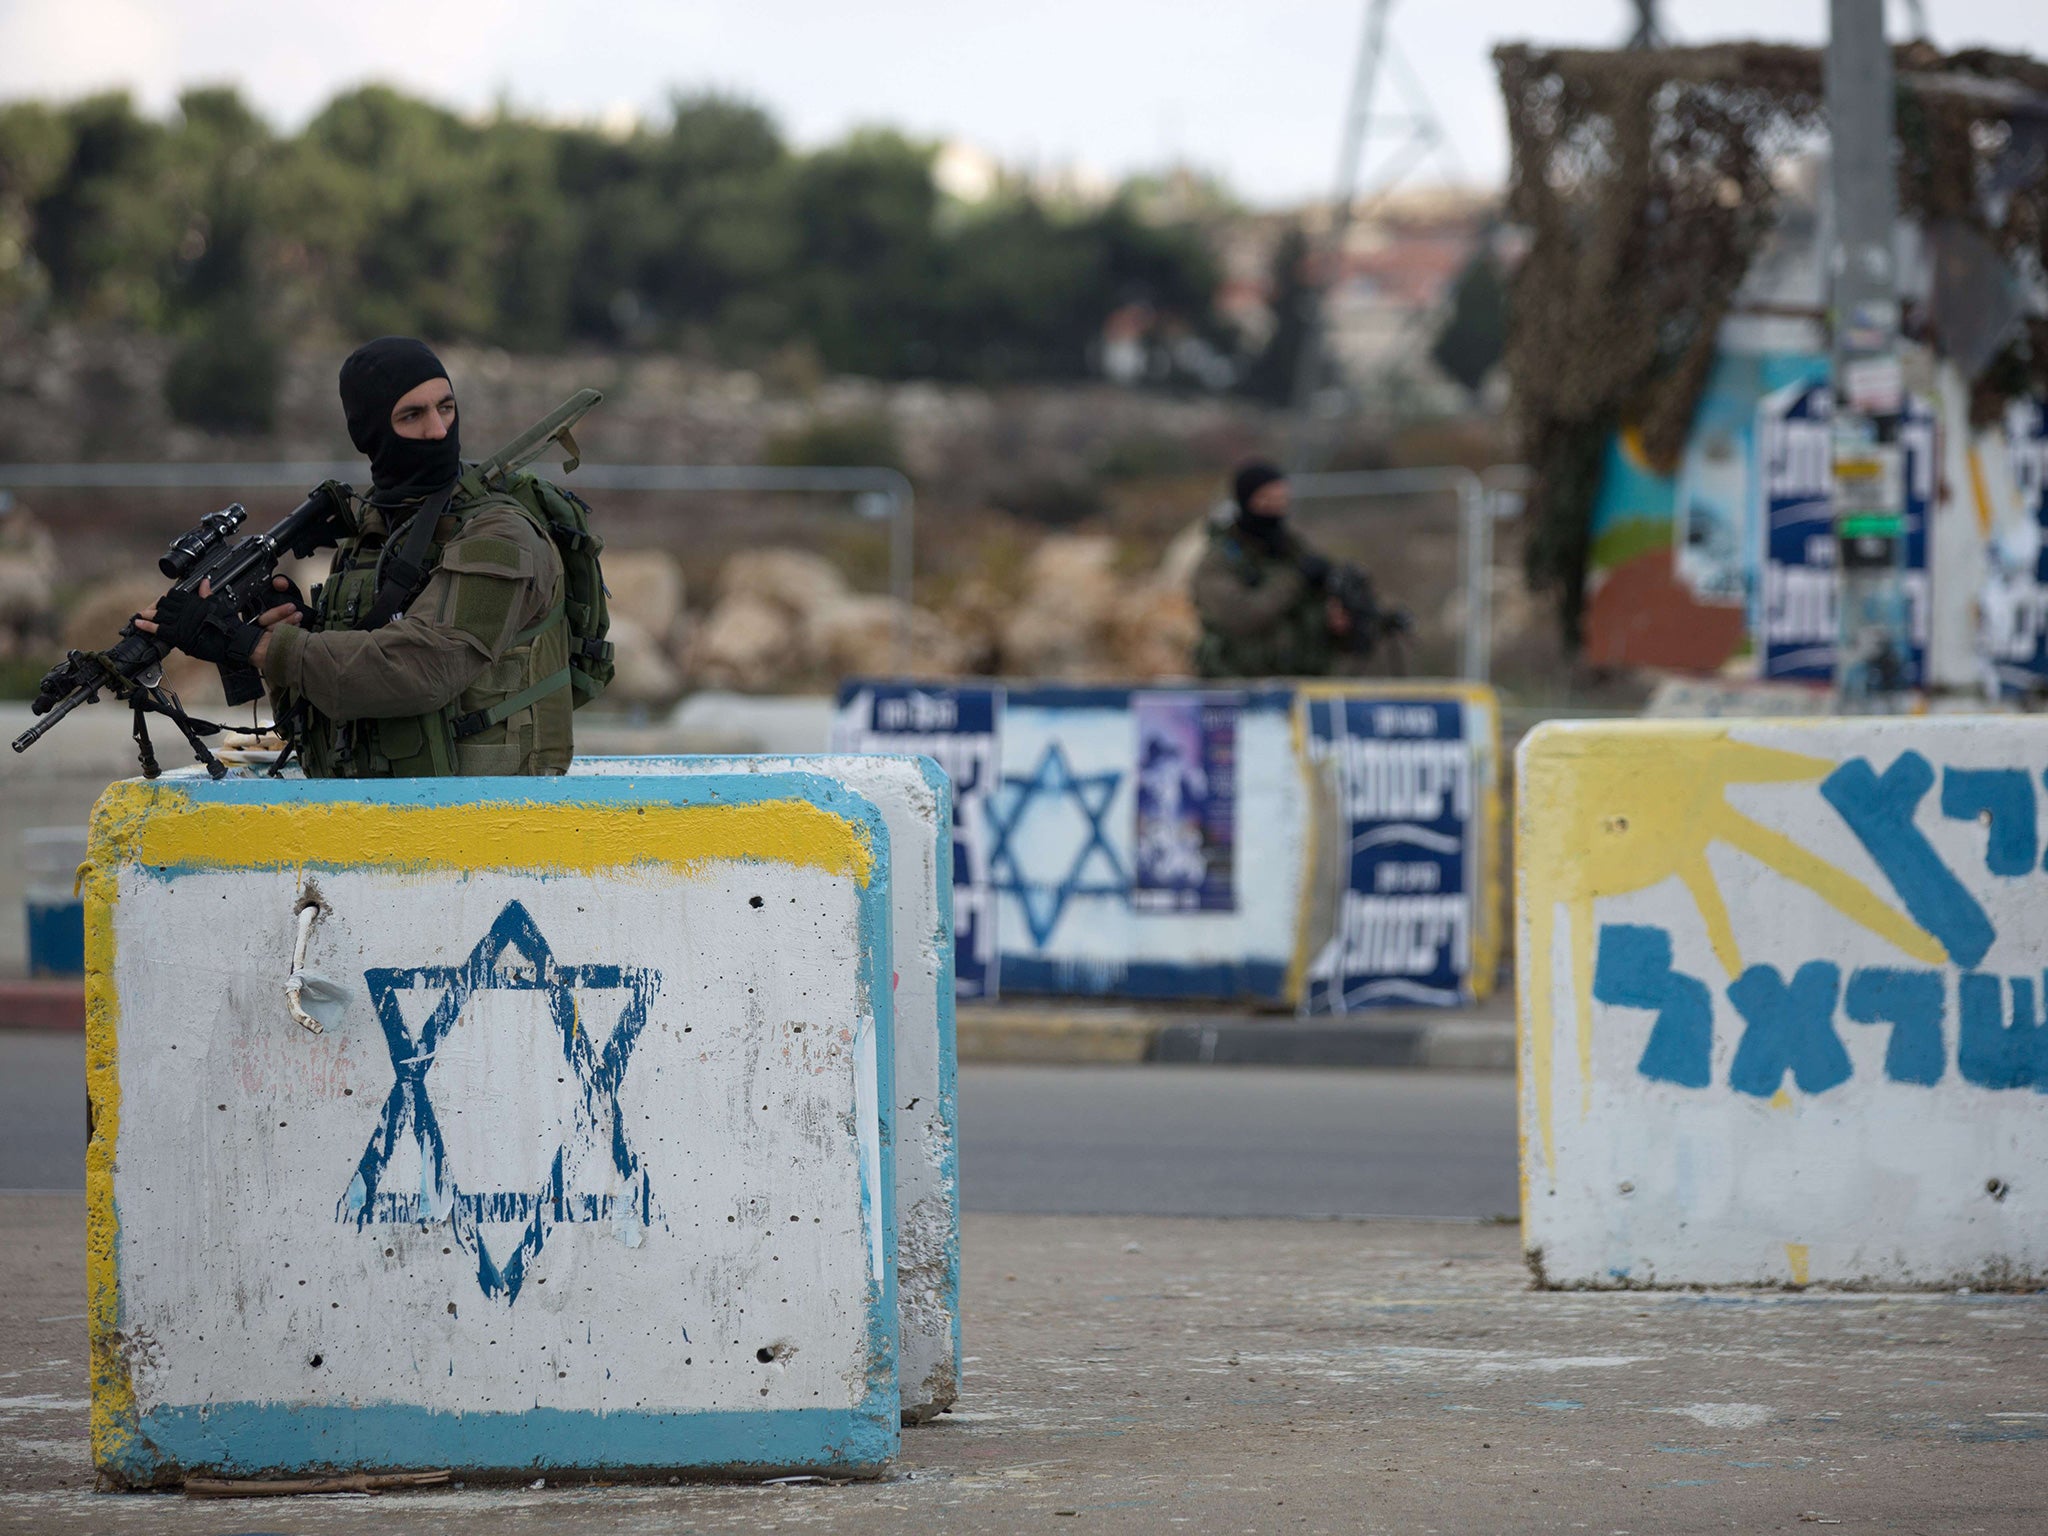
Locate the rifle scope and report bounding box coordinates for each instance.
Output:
[159,504,248,579]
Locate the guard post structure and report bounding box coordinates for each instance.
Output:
[84,769,903,1487]
[1519,718,2048,1289]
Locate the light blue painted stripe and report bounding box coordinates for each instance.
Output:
[123,1402,896,1479]
[916,753,964,1388]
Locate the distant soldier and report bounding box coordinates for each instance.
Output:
[1190,460,1353,678]
[139,337,575,776]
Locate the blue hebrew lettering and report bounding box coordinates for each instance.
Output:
[1842,967,1946,1086]
[1592,924,1712,1088]
[1939,767,2038,876]
[340,900,662,1303]
[1822,753,1994,967]
[1727,961,1852,1097]
[1957,973,2048,1091]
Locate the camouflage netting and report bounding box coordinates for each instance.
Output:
[1495,41,2048,651]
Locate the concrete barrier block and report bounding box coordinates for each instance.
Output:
[1519,718,2048,1288]
[85,771,898,1485]
[573,755,958,1422]
[832,681,1501,1009]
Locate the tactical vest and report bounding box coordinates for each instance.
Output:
[1192,527,1334,680]
[294,485,573,778]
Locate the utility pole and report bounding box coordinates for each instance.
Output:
[1287,0,1391,467]
[1625,0,1665,50]
[1826,0,1912,709]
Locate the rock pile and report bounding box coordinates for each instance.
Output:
[688,532,1202,688]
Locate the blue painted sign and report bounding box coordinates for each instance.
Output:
[1593,748,2048,1094]
[1300,694,1474,1011]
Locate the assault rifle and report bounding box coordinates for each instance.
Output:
[12,482,357,778]
[1324,562,1413,671]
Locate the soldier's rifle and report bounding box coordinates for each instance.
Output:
[11,482,357,778]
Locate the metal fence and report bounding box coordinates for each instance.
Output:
[0,461,918,668]
[0,459,1529,681]
[1291,465,1526,682]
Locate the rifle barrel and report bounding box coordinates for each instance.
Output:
[11,683,91,752]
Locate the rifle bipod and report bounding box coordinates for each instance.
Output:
[125,682,231,780]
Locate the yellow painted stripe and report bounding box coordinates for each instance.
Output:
[95,784,874,887]
[1967,441,1994,539]
[1784,1242,1811,1287]
[82,852,133,1469]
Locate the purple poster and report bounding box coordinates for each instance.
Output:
[1131,693,1237,913]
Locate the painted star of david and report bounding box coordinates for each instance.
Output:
[985,742,1127,947]
[338,900,662,1304]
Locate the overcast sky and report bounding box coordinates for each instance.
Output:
[1,0,2042,205]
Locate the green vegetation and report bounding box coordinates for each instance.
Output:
[0,85,1224,392]
[763,411,905,472]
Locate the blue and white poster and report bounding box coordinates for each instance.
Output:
[1758,379,1837,681]
[1300,695,1474,1011]
[1131,693,1237,914]
[832,683,1004,998]
[1759,381,1932,686]
[1984,398,2048,697]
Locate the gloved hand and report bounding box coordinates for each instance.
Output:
[149,588,263,668]
[1295,550,1332,591]
[263,574,313,628]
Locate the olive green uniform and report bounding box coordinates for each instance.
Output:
[260,484,572,777]
[1190,522,1335,678]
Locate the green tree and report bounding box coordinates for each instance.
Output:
[1241,224,1311,406]
[1431,247,1507,397]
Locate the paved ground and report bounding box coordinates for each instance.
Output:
[0,1036,1521,1219]
[959,1063,1517,1220]
[4,1193,2045,1534]
[0,1032,84,1192]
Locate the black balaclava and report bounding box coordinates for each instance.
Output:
[338,337,461,507]
[1232,460,1288,550]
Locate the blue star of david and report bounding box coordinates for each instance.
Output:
[985,742,1127,947]
[338,900,662,1304]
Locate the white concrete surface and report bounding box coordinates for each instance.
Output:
[1520,717,2048,1288]
[89,772,898,1482]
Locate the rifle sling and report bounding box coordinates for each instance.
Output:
[363,482,456,630]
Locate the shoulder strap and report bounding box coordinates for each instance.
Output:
[362,482,457,630]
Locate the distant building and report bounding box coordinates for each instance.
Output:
[1210,187,1503,414]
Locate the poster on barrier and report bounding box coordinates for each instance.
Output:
[832,683,1003,999]
[1759,378,1837,681]
[1982,398,2048,697]
[836,680,1496,1007]
[1131,693,1237,914]
[1759,380,1933,686]
[1299,693,1476,1012]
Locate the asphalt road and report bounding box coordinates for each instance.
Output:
[958,1062,1517,1220]
[0,1033,1518,1219]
